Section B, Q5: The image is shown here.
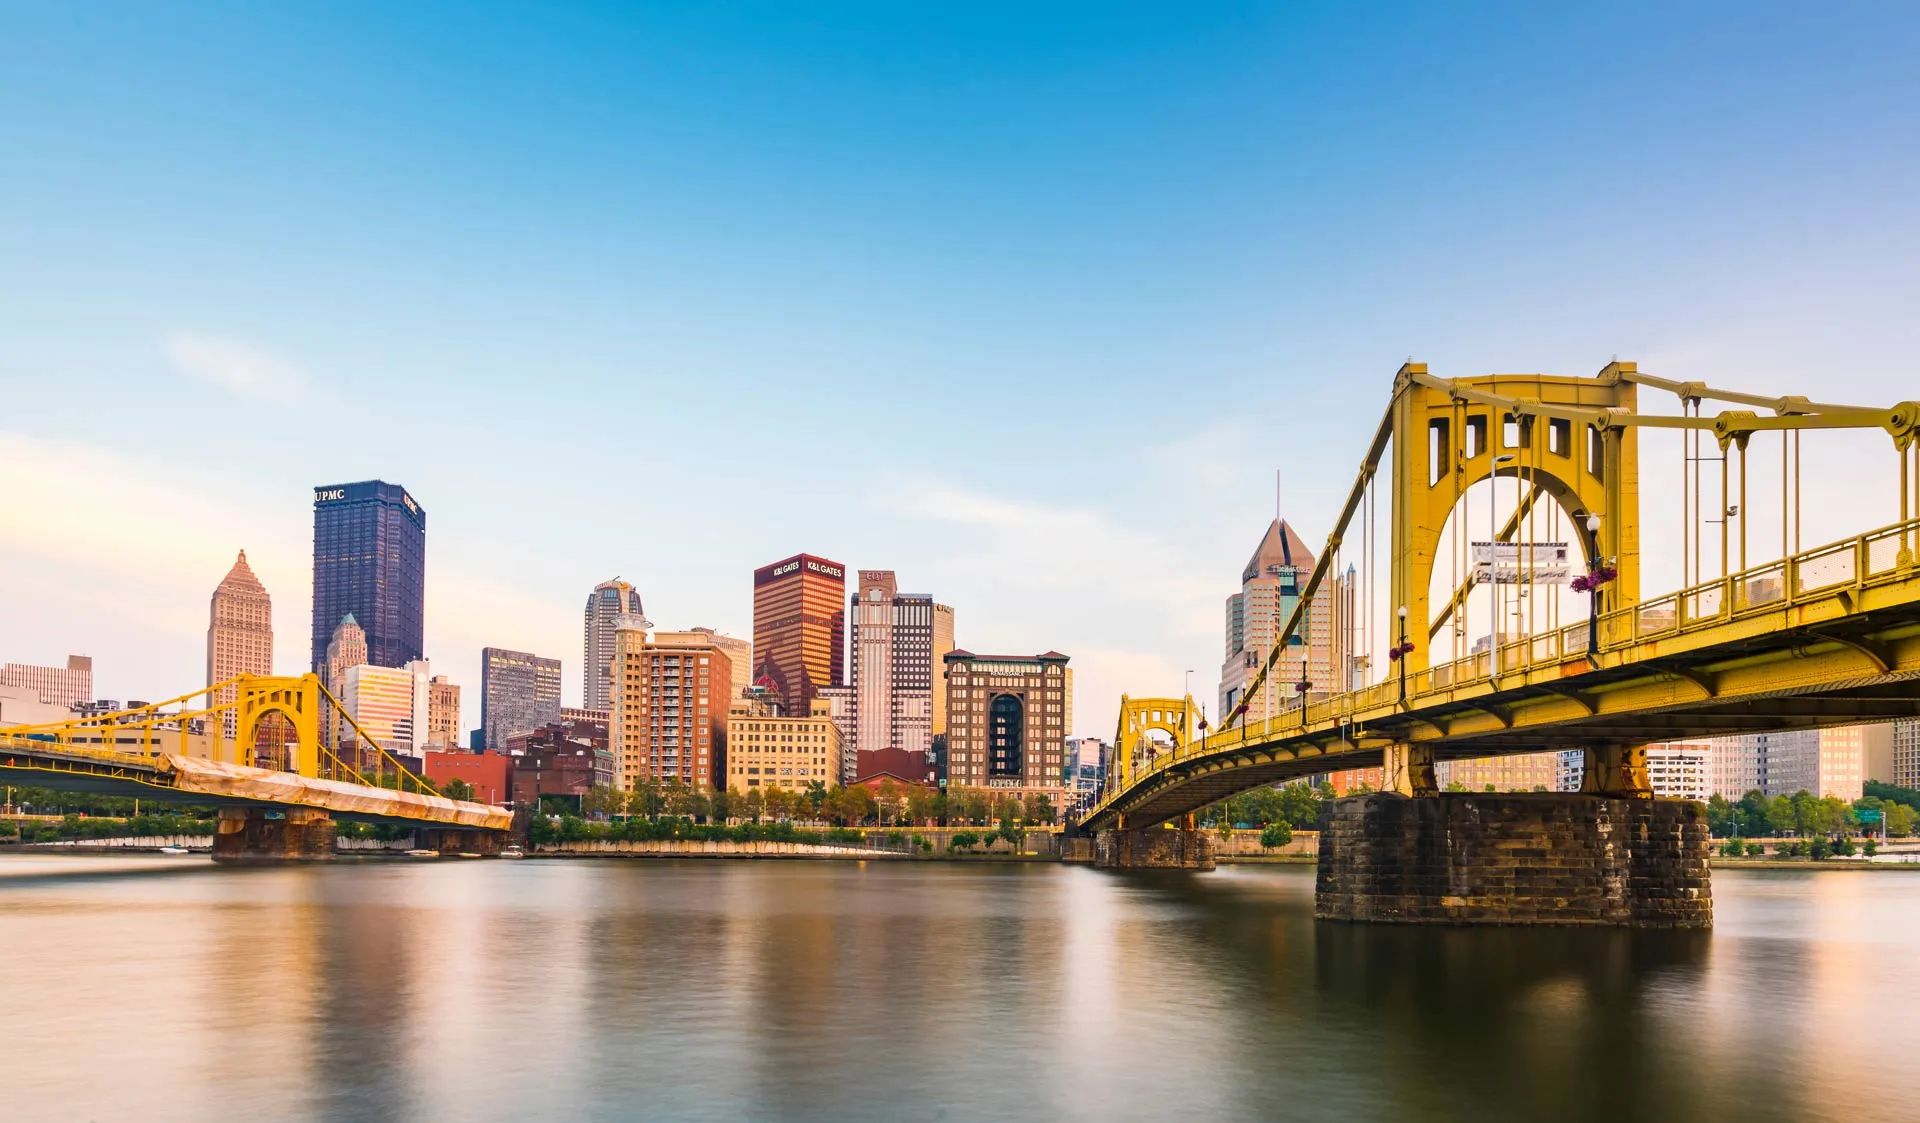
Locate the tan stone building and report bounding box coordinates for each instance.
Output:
[426,675,461,749]
[610,623,732,790]
[942,650,1071,805]
[724,697,842,795]
[207,550,272,686]
[669,628,752,701]
[932,603,955,735]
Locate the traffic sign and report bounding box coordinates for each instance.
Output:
[1857,808,1883,824]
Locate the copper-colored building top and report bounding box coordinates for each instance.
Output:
[751,553,846,718]
[208,550,273,689]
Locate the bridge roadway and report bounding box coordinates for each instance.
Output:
[0,735,511,831]
[1087,518,1920,831]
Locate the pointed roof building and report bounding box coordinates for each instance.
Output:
[208,549,273,715]
[1241,519,1318,584]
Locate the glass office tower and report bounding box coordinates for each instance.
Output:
[310,480,427,674]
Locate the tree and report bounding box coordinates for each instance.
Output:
[950,831,980,853]
[1888,804,1917,838]
[763,786,797,821]
[741,788,765,823]
[441,778,476,803]
[1025,793,1055,825]
[1260,821,1293,850]
[581,785,623,817]
[905,786,939,826]
[874,779,906,826]
[710,789,732,823]
[803,780,829,818]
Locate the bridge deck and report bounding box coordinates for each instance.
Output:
[1089,520,1920,830]
[0,738,511,830]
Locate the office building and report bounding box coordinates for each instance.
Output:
[815,684,858,783]
[323,615,367,695]
[206,549,273,692]
[751,553,846,720]
[508,717,614,803]
[1893,720,1920,789]
[848,571,950,780]
[609,623,731,789]
[688,627,752,700]
[480,647,562,748]
[1555,742,1712,801]
[1220,519,1345,727]
[422,751,511,806]
[425,675,461,749]
[1438,751,1559,792]
[310,480,426,674]
[561,706,610,725]
[724,696,842,796]
[1707,727,1867,801]
[583,578,645,712]
[931,604,955,735]
[942,650,1072,804]
[2,655,93,709]
[342,660,431,758]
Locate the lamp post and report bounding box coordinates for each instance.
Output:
[1395,605,1410,705]
[1490,454,1516,677]
[1582,514,1604,662]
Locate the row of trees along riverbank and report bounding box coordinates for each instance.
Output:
[564,779,1058,828]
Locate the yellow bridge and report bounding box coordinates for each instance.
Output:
[1,673,510,857]
[1088,362,1920,833]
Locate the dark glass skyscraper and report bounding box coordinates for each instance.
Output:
[311,480,427,674]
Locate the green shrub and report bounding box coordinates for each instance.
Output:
[1260,821,1294,850]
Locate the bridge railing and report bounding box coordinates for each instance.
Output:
[1098,516,1920,811]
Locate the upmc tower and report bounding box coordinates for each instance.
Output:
[311,481,427,674]
[751,553,846,719]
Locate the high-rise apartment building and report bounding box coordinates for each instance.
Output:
[207,550,273,690]
[1220,520,1344,727]
[724,696,842,795]
[583,578,645,712]
[847,571,950,781]
[480,647,562,748]
[342,660,431,757]
[1707,728,1867,801]
[942,650,1072,804]
[1,655,93,709]
[609,624,731,789]
[311,481,426,674]
[425,675,461,749]
[751,553,846,720]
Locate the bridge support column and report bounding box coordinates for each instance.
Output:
[417,828,503,856]
[211,807,337,863]
[1316,793,1710,927]
[1381,742,1437,796]
[1094,826,1214,870]
[1581,744,1653,797]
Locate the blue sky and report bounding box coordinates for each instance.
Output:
[4,2,1918,732]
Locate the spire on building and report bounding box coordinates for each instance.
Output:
[1241,518,1317,584]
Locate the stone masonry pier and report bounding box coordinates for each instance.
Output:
[1315,793,1711,928]
[1095,827,1215,870]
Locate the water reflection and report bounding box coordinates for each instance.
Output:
[1,857,1916,1123]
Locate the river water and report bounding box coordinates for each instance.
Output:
[2,856,1915,1123]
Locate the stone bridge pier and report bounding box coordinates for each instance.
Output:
[417,827,504,856]
[212,807,336,862]
[1094,815,1215,870]
[1316,743,1712,928]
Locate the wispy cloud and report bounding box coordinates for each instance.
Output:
[163,331,308,400]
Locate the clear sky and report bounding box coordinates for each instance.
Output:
[3,2,1917,735]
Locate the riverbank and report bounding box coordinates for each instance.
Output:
[1712,857,1920,870]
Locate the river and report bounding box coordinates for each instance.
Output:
[1,856,1915,1122]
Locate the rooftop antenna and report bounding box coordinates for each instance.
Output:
[1275,469,1282,523]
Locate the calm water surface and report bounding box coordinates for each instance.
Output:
[2,856,1916,1122]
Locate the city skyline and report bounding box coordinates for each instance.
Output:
[5,3,1919,739]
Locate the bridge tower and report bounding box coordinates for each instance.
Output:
[1384,362,1648,795]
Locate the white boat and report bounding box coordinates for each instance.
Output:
[158,846,192,855]
[405,848,440,858]
[501,845,526,859]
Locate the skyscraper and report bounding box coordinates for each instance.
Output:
[207,550,273,739]
[311,480,426,674]
[426,675,461,749]
[1,655,93,709]
[1219,519,1341,727]
[324,615,368,696]
[847,571,950,779]
[583,578,645,712]
[480,648,562,748]
[751,553,846,719]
